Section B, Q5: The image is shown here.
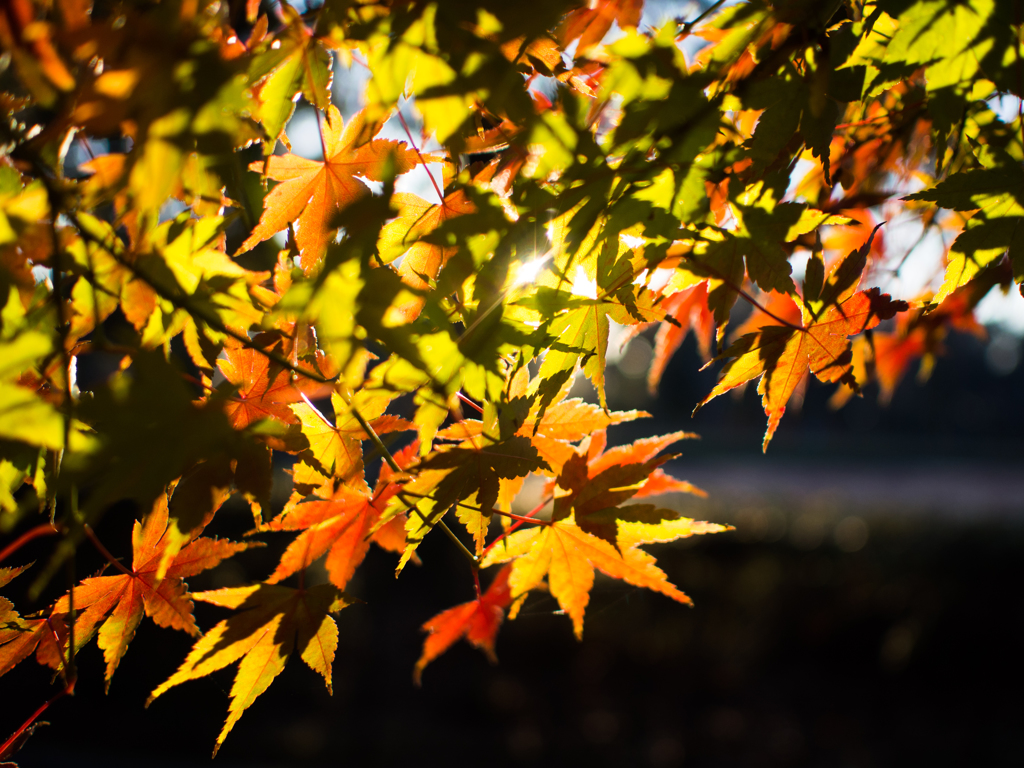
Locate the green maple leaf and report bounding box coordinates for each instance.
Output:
[745,64,841,183]
[906,146,1024,299]
[874,0,1017,129]
[249,3,334,150]
[539,296,611,407]
[678,188,844,327]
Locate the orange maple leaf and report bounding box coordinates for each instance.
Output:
[589,430,709,502]
[481,513,723,639]
[478,428,724,638]
[378,186,476,287]
[0,564,67,678]
[436,396,651,478]
[216,346,330,430]
[264,442,418,588]
[237,105,429,272]
[559,0,643,51]
[697,280,907,450]
[413,564,513,685]
[831,273,994,409]
[548,430,705,545]
[646,282,716,393]
[520,397,650,476]
[52,497,255,688]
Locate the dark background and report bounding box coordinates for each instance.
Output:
[5,324,1023,767]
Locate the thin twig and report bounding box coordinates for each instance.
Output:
[41,177,74,465]
[0,524,59,565]
[679,0,726,35]
[66,212,334,385]
[0,681,74,760]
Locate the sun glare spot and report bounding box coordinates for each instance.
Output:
[513,255,551,286]
[571,265,598,299]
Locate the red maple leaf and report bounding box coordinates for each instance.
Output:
[413,564,513,685]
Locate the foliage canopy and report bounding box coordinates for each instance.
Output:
[0,0,1021,758]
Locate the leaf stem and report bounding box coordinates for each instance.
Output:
[489,508,550,525]
[434,503,479,568]
[313,106,330,162]
[482,495,551,558]
[679,252,805,333]
[396,108,444,204]
[83,524,134,577]
[455,392,484,415]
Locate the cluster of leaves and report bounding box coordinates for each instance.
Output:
[0,0,1022,758]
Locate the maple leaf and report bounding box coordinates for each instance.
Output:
[0,603,67,679]
[395,435,548,564]
[375,177,475,320]
[519,396,648,475]
[538,297,612,407]
[52,497,255,688]
[0,564,67,679]
[216,346,330,431]
[481,513,724,639]
[679,192,846,324]
[905,148,1024,301]
[440,371,649,475]
[148,583,350,756]
[237,106,428,272]
[559,0,643,52]
[646,283,715,394]
[413,564,513,685]
[831,269,1002,409]
[290,390,414,492]
[249,4,334,148]
[264,443,418,588]
[377,165,476,286]
[549,430,704,546]
[696,248,908,450]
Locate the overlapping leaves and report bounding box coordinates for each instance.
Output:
[1,0,1017,757]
